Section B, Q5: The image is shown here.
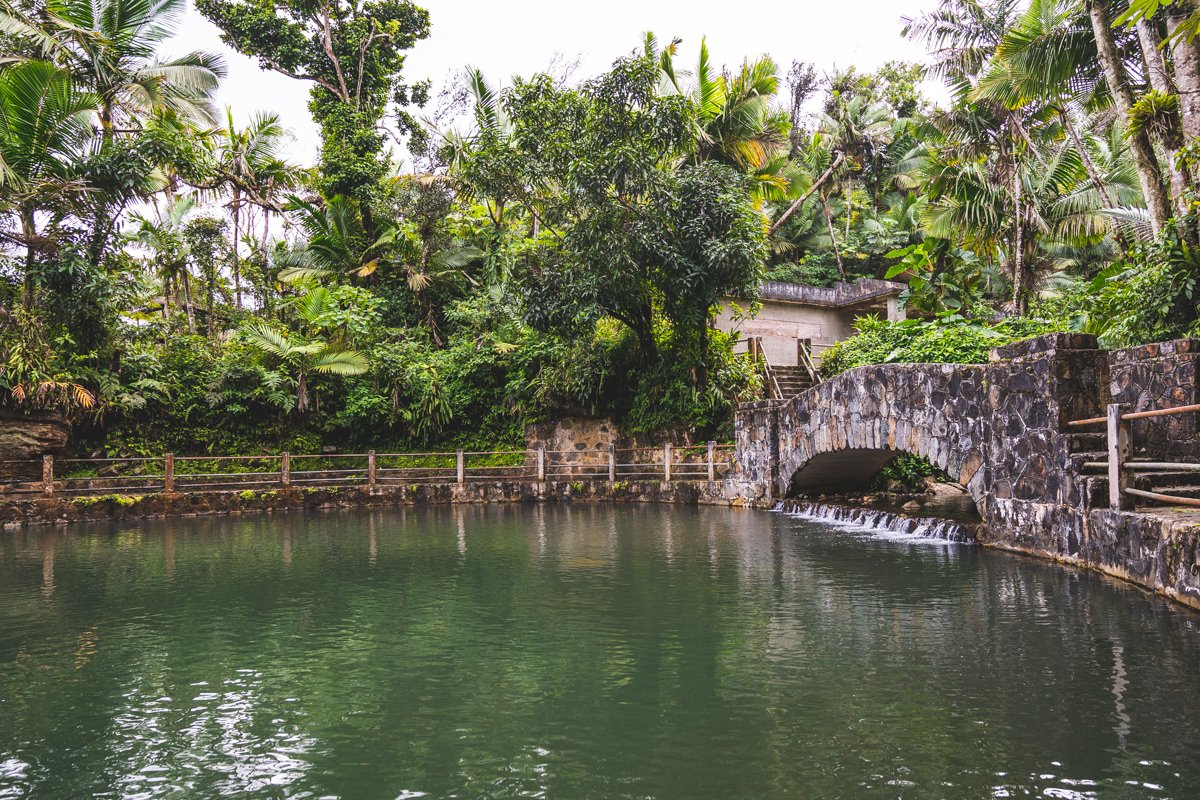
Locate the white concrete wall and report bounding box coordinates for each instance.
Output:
[716,297,897,366]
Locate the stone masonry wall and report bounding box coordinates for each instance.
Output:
[1109,339,1200,459]
[728,332,1200,610]
[734,333,1108,517]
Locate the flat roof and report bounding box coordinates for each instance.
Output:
[748,279,906,309]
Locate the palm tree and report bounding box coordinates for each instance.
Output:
[657,37,793,200]
[973,0,1176,230]
[276,194,397,282]
[903,0,1023,87]
[0,60,99,307]
[35,0,226,131]
[215,109,302,309]
[241,288,368,413]
[127,194,198,332]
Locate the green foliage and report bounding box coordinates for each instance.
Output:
[457,52,765,369]
[875,453,949,493]
[74,493,140,508]
[1082,224,1200,346]
[196,0,430,210]
[8,4,1200,466]
[885,240,990,316]
[820,315,1068,376]
[623,328,762,437]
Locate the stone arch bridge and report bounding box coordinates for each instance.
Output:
[731,334,1200,558]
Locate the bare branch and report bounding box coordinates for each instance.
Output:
[769,151,845,235]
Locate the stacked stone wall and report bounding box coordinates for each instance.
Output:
[1109,339,1200,459]
[729,332,1200,610]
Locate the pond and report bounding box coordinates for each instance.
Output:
[1,505,1198,799]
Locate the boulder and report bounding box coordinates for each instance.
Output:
[0,411,69,480]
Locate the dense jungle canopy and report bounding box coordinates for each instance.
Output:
[2,0,1200,456]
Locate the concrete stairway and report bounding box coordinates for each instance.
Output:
[1067,432,1200,507]
[770,365,817,399]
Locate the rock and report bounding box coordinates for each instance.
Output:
[0,411,69,480]
[924,478,967,500]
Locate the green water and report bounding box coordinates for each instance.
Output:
[1,505,1198,799]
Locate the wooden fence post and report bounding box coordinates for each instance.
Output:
[457,450,465,486]
[367,450,376,486]
[608,445,616,485]
[41,455,54,496]
[164,453,175,493]
[537,447,545,482]
[1108,403,1134,510]
[281,452,291,487]
[707,441,716,482]
[664,443,672,482]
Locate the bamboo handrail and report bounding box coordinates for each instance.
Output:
[1124,487,1200,508]
[1083,461,1200,472]
[1068,403,1200,427]
[798,338,822,386]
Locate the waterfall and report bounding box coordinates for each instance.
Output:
[775,499,978,544]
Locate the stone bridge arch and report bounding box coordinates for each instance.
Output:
[779,362,989,503]
[731,334,1111,524]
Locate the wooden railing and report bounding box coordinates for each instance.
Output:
[797,337,822,386]
[1069,403,1200,509]
[747,336,784,400]
[0,444,736,498]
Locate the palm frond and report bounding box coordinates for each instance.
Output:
[311,349,369,376]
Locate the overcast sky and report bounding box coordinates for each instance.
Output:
[170,0,946,164]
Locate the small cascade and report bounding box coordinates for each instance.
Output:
[776,499,978,544]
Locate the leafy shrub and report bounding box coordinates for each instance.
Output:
[623,328,761,439]
[820,314,1067,375]
[874,453,950,492]
[1083,258,1199,348]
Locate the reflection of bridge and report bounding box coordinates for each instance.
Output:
[730,334,1200,610]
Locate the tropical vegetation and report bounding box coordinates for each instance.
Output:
[2,0,1200,457]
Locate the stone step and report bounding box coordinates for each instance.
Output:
[1136,470,1200,489]
[1066,432,1106,453]
[1084,471,1200,506]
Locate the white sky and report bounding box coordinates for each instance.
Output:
[169,0,946,165]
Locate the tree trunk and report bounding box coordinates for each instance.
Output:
[1140,20,1174,93]
[257,207,272,316]
[1011,152,1027,316]
[231,190,242,311]
[1139,18,1191,216]
[1087,0,1172,232]
[844,187,851,242]
[20,208,37,311]
[770,151,845,234]
[1168,4,1200,248]
[1060,109,1129,249]
[635,304,657,363]
[181,268,195,334]
[822,195,846,280]
[1169,2,1200,145]
[206,261,217,341]
[297,371,308,414]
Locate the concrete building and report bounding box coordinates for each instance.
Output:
[715,278,907,367]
